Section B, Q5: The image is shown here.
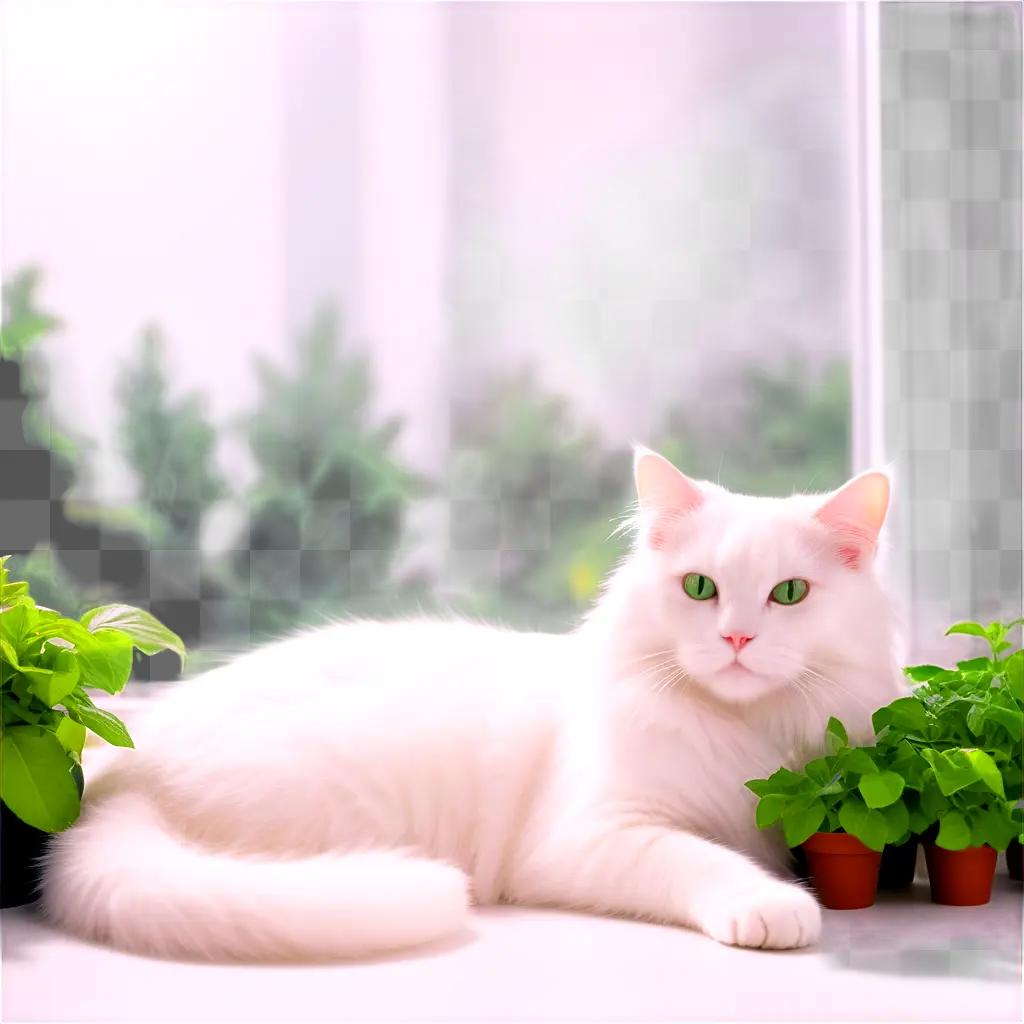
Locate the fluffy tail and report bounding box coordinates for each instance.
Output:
[41,793,470,961]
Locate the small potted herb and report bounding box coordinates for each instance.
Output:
[915,748,1016,905]
[746,718,912,909]
[874,619,1022,905]
[0,555,184,907]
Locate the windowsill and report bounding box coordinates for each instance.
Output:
[3,878,1021,1022]
[21,683,1017,1021]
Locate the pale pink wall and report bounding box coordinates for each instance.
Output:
[2,2,288,497]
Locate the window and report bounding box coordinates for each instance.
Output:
[2,1,1018,664]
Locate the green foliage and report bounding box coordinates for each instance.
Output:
[239,304,420,635]
[657,355,850,497]
[2,546,95,621]
[872,617,1023,849]
[0,556,184,832]
[116,328,227,549]
[448,367,630,628]
[745,717,910,851]
[748,614,1023,854]
[1,268,61,361]
[1,268,77,460]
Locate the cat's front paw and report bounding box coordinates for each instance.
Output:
[697,880,821,950]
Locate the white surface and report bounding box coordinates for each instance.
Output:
[3,876,1021,1023]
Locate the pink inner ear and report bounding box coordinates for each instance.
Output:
[644,509,689,551]
[818,517,877,570]
[838,544,862,569]
[814,471,889,571]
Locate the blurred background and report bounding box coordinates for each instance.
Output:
[1,0,1020,675]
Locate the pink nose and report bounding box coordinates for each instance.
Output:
[723,634,753,652]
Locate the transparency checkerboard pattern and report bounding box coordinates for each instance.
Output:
[881,1,1023,659]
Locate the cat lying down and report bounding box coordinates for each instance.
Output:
[42,446,905,961]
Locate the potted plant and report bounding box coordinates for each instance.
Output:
[873,620,1022,906]
[746,717,912,909]
[0,555,184,907]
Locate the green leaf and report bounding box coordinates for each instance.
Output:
[782,798,826,848]
[871,706,892,734]
[766,766,808,791]
[2,691,41,725]
[946,622,989,640]
[968,804,1017,851]
[1,635,21,669]
[903,664,948,682]
[61,689,134,748]
[880,800,911,844]
[825,716,848,743]
[922,749,979,796]
[54,715,86,754]
[956,657,992,673]
[935,810,971,851]
[837,795,887,851]
[0,725,81,832]
[1003,651,1023,702]
[29,617,96,649]
[962,748,1005,798]
[920,774,949,819]
[884,697,931,734]
[858,770,905,809]
[965,702,988,737]
[755,794,787,829]
[21,646,80,706]
[837,747,877,774]
[985,621,1006,644]
[983,703,1023,738]
[824,716,848,755]
[0,603,35,649]
[75,632,133,694]
[81,604,185,666]
[803,757,833,785]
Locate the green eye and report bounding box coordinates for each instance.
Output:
[682,573,717,601]
[771,579,809,605]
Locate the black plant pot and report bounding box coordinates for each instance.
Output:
[1,801,50,909]
[878,836,919,890]
[790,845,811,884]
[1007,839,1022,882]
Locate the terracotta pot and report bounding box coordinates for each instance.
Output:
[1005,839,1022,883]
[801,832,882,909]
[923,842,997,906]
[878,836,919,890]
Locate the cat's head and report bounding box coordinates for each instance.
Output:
[602,446,896,711]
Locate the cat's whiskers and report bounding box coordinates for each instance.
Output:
[789,672,822,721]
[799,665,874,714]
[617,648,679,671]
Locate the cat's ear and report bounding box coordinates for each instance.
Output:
[814,470,891,570]
[633,445,704,549]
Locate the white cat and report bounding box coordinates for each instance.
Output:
[41,447,906,961]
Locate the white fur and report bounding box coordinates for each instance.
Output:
[42,453,907,960]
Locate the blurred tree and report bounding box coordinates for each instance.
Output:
[448,366,630,630]
[116,327,227,550]
[238,304,421,637]
[1,267,76,461]
[657,355,851,497]
[0,269,147,628]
